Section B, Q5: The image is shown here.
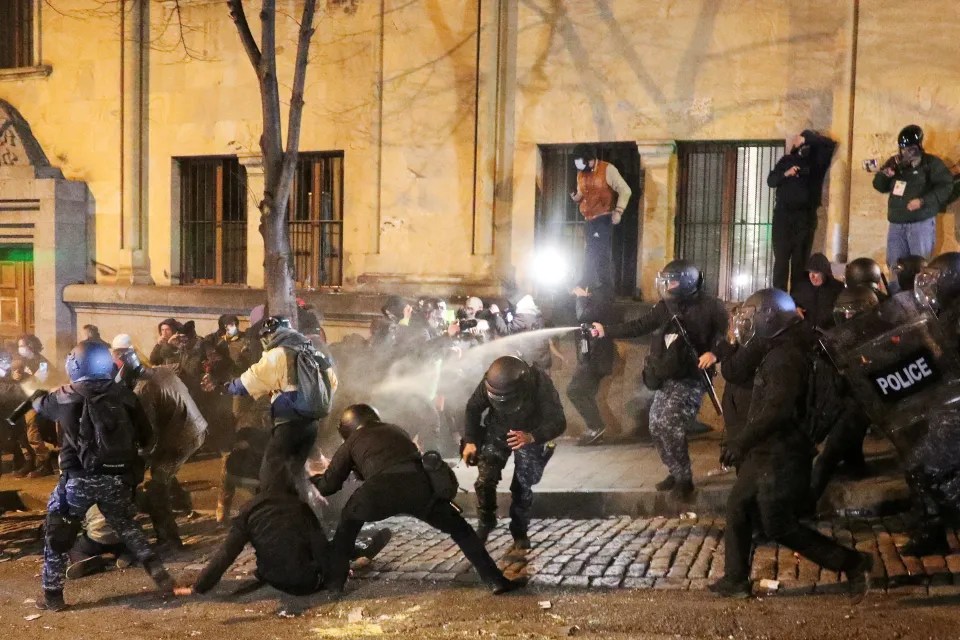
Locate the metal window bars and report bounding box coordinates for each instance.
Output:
[0,0,33,69]
[288,152,344,289]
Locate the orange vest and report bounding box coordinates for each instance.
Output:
[576,160,614,220]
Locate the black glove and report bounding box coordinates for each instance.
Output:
[720,442,743,468]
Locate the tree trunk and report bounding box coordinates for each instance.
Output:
[260,196,297,325]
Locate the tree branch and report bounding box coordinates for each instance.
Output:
[226,0,262,69]
[278,0,318,193]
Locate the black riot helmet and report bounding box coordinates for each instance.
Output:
[338,404,382,441]
[833,285,880,325]
[655,259,703,301]
[898,124,924,150]
[65,340,117,383]
[733,288,799,346]
[915,252,960,313]
[893,255,928,292]
[483,355,532,415]
[844,257,885,294]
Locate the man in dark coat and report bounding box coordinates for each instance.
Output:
[791,253,844,330]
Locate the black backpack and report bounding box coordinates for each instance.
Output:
[77,388,139,473]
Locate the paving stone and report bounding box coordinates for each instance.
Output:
[561,576,590,588]
[591,576,623,588]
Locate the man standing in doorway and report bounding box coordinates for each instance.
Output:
[570,144,632,290]
[873,125,954,293]
[767,130,836,292]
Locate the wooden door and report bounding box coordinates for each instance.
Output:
[0,260,33,342]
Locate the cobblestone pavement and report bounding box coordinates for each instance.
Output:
[3,511,960,598]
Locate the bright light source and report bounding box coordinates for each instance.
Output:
[733,273,751,289]
[531,247,570,287]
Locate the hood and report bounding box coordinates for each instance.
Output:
[217,314,239,332]
[265,326,312,352]
[514,295,540,315]
[805,253,833,279]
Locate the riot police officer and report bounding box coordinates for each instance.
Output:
[34,341,174,611]
[845,257,889,301]
[709,289,872,600]
[313,405,524,594]
[593,259,727,499]
[893,255,928,293]
[463,356,566,547]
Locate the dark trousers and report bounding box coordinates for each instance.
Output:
[723,450,860,582]
[810,412,869,501]
[475,444,549,536]
[145,432,205,543]
[582,215,614,289]
[772,210,815,292]
[260,420,325,519]
[327,471,505,590]
[567,364,609,434]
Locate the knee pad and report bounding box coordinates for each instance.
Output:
[45,512,82,554]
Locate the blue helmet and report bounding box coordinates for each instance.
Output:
[65,340,116,383]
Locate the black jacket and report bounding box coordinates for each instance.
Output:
[313,422,422,496]
[727,323,814,459]
[767,130,837,215]
[34,379,151,475]
[464,365,566,445]
[791,253,844,330]
[575,292,615,376]
[716,337,769,436]
[605,293,728,382]
[194,490,328,595]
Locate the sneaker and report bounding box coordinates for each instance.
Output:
[846,552,874,604]
[671,479,695,502]
[707,577,751,599]
[115,552,136,569]
[145,559,175,594]
[36,589,67,612]
[354,528,392,560]
[491,576,528,595]
[475,521,495,543]
[577,428,606,446]
[66,554,107,580]
[511,533,531,550]
[654,475,676,491]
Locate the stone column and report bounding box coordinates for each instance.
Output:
[239,153,265,288]
[635,141,677,299]
[115,0,152,284]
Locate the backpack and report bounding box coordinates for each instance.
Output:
[421,450,458,502]
[77,388,139,473]
[291,345,333,420]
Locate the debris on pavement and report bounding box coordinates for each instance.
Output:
[24,614,41,621]
[759,579,780,592]
[538,600,552,610]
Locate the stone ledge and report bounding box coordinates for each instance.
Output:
[0,65,52,81]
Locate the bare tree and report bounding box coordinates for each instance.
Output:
[227,0,318,326]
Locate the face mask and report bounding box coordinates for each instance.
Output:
[226,325,238,337]
[18,347,33,359]
[574,158,587,171]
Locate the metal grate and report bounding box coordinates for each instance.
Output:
[179,157,247,285]
[289,152,343,288]
[0,0,33,69]
[675,141,783,301]
[535,143,642,296]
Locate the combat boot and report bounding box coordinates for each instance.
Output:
[27,458,54,478]
[671,479,695,502]
[707,576,751,599]
[511,532,531,550]
[846,552,874,604]
[36,589,67,612]
[475,518,496,543]
[654,475,676,491]
[899,532,949,557]
[144,556,175,595]
[66,552,107,579]
[490,576,528,595]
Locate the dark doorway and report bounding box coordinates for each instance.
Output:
[535,142,643,297]
[675,141,783,301]
[0,245,33,342]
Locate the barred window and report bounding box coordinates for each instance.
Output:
[0,0,34,69]
[178,157,247,285]
[289,152,343,288]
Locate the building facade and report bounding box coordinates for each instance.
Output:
[0,0,959,360]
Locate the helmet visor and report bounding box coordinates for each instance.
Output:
[655,273,682,300]
[485,381,525,415]
[914,268,940,310]
[733,306,757,346]
[833,302,872,325]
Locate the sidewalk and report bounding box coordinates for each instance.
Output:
[0,430,910,519]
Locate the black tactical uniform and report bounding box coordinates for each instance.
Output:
[710,290,871,599]
[465,357,566,544]
[314,406,521,594]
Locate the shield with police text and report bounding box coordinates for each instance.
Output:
[821,292,960,457]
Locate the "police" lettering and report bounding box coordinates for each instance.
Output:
[875,356,934,395]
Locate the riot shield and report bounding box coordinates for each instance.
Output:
[821,291,960,457]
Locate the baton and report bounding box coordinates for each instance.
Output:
[670,315,723,417]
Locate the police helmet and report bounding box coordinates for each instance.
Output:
[483,355,532,415]
[338,404,382,440]
[915,252,960,313]
[65,340,117,383]
[733,288,798,346]
[114,348,145,383]
[259,316,292,339]
[893,255,928,292]
[898,124,924,149]
[655,259,703,301]
[833,285,880,325]
[844,257,884,293]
